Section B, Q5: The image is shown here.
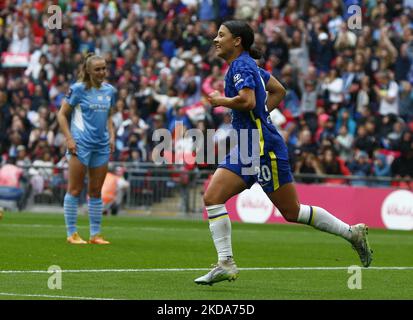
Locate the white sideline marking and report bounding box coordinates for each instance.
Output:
[2,223,283,235]
[2,223,202,233]
[3,223,411,239]
[1,266,413,274]
[0,292,116,300]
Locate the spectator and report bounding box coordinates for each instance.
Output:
[294,151,324,184]
[99,22,120,57]
[385,119,405,149]
[327,8,343,40]
[0,161,23,189]
[15,145,31,168]
[374,71,399,117]
[25,54,55,81]
[391,139,413,186]
[97,0,118,23]
[177,63,202,106]
[335,125,354,163]
[312,32,334,73]
[8,24,30,54]
[335,108,357,137]
[0,160,26,210]
[341,61,361,108]
[354,124,380,157]
[395,43,412,82]
[321,68,343,112]
[0,25,10,53]
[280,64,301,117]
[28,118,54,150]
[299,79,318,134]
[265,27,289,70]
[29,151,54,196]
[287,23,310,76]
[319,147,349,184]
[356,76,371,116]
[334,22,357,52]
[347,150,372,186]
[102,166,130,216]
[318,117,336,142]
[198,0,216,21]
[372,152,391,187]
[263,7,286,39]
[399,81,413,122]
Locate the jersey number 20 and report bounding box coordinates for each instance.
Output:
[255,165,272,183]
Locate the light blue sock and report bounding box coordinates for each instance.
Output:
[64,193,79,237]
[88,197,103,236]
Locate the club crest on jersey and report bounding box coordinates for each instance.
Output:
[97,95,103,101]
[106,96,111,101]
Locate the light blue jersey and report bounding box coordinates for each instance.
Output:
[65,82,116,149]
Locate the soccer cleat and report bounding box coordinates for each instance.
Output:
[67,232,87,244]
[194,259,239,285]
[88,234,110,245]
[350,223,373,267]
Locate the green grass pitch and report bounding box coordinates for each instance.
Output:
[0,212,412,300]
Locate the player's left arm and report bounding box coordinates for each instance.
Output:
[108,86,117,153]
[266,75,286,113]
[108,106,116,153]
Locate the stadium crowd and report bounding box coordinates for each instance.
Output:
[0,0,413,191]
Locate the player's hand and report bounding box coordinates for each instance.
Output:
[207,90,221,106]
[66,138,77,155]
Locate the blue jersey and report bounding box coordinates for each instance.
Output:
[65,82,116,149]
[224,51,289,161]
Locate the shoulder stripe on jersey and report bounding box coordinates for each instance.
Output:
[249,111,264,156]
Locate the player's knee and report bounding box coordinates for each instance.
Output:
[88,190,101,199]
[203,191,220,207]
[68,188,82,198]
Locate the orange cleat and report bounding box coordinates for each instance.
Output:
[88,234,110,245]
[67,232,87,244]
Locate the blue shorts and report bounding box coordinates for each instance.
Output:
[217,147,293,193]
[67,145,110,168]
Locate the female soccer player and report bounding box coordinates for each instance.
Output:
[194,21,373,285]
[57,53,116,244]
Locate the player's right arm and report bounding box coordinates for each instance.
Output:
[266,75,286,113]
[57,100,77,155]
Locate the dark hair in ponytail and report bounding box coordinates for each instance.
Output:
[248,46,263,60]
[222,20,263,60]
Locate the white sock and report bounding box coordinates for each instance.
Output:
[297,204,353,241]
[206,204,233,261]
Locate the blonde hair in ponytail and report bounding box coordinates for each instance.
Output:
[78,52,104,90]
